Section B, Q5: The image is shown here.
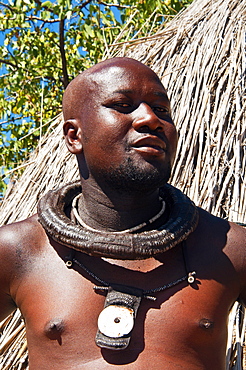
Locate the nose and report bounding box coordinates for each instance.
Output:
[131,103,163,132]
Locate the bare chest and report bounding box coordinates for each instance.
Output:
[13,248,236,369]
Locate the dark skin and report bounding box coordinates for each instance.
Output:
[0,57,246,369]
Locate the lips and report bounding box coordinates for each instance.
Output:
[131,136,166,156]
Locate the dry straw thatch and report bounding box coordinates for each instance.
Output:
[0,0,245,368]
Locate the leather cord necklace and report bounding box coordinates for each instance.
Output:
[65,248,196,299]
[65,243,196,350]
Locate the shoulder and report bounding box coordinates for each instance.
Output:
[226,220,246,247]
[0,215,49,320]
[0,214,49,290]
[192,207,231,245]
[0,214,47,255]
[193,208,246,302]
[194,207,246,256]
[195,207,245,242]
[225,220,246,303]
[226,222,246,304]
[0,215,52,319]
[0,214,50,276]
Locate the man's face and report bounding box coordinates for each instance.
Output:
[77,61,178,193]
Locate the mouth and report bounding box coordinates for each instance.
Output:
[130,136,166,156]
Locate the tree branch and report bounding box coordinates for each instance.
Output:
[33,0,54,13]
[98,1,136,9]
[79,0,94,8]
[0,58,18,70]
[59,18,69,89]
[0,1,14,11]
[0,56,33,73]
[27,16,60,23]
[0,115,26,125]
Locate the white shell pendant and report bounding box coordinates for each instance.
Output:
[98,305,134,338]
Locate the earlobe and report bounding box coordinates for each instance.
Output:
[63,120,83,154]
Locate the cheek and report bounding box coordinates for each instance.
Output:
[166,123,178,146]
[166,124,178,162]
[82,127,129,168]
[84,108,129,141]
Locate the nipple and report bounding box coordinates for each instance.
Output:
[44,318,65,340]
[199,318,214,330]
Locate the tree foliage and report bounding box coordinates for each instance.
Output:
[0,0,193,195]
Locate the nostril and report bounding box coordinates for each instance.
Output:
[134,125,163,134]
[136,125,151,133]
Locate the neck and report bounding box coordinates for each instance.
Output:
[78,180,164,232]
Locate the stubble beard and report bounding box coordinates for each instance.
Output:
[97,157,172,195]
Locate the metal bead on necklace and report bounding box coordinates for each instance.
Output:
[69,195,196,295]
[72,193,166,234]
[65,255,196,300]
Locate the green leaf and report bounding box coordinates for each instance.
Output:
[42,1,53,8]
[84,24,95,37]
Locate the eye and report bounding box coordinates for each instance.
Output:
[153,106,169,113]
[111,102,133,113]
[152,106,170,117]
[114,103,130,108]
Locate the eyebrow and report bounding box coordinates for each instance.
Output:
[112,89,169,99]
[153,91,169,99]
[112,89,133,95]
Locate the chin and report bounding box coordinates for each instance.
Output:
[99,158,171,194]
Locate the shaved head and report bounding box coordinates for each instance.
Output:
[62,57,164,121]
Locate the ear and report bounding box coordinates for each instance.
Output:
[63,119,83,154]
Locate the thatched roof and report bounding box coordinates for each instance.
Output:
[0,0,245,368]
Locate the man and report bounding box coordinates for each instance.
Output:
[0,57,245,369]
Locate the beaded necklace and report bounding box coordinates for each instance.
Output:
[72,193,166,234]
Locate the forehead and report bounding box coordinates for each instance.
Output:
[86,64,167,99]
